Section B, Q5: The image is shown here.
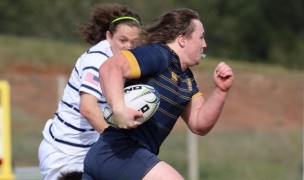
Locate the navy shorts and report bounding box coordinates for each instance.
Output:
[83,126,160,180]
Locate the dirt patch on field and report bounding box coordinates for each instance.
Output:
[1,63,303,133]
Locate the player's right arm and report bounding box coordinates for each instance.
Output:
[99,52,142,129]
[78,52,110,133]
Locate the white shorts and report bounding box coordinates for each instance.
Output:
[38,139,84,180]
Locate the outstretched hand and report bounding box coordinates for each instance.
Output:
[213,62,234,92]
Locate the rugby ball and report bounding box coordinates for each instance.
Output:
[103,84,160,127]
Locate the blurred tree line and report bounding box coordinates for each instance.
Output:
[0,0,303,69]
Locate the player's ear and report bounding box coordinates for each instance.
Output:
[177,35,185,48]
[106,31,112,41]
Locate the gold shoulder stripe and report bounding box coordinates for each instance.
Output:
[121,50,141,79]
[192,92,202,100]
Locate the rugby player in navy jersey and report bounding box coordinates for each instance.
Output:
[84,8,234,180]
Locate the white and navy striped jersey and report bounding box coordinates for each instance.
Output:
[42,40,112,155]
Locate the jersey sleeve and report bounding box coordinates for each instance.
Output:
[122,44,173,79]
[79,53,107,100]
[186,70,202,100]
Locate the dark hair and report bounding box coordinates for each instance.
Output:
[138,8,200,45]
[57,171,83,180]
[78,3,142,45]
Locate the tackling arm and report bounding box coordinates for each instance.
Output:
[79,92,109,133]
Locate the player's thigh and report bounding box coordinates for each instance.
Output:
[143,161,184,180]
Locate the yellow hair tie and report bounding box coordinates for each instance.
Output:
[111,16,140,24]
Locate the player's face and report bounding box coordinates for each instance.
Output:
[184,19,207,67]
[107,24,141,54]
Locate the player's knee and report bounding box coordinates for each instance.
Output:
[143,161,184,180]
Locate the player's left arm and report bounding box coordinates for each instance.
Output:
[181,62,234,135]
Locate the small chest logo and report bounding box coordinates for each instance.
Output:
[187,78,192,91]
[171,72,178,82]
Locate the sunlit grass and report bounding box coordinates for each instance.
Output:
[0,35,89,70]
[11,108,45,166]
[159,128,302,180]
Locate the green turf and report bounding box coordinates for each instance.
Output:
[159,128,302,180]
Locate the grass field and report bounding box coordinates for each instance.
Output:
[159,127,302,180]
[1,35,303,180]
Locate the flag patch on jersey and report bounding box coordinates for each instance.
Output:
[85,72,99,87]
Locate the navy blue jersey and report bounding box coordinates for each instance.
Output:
[121,43,202,154]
